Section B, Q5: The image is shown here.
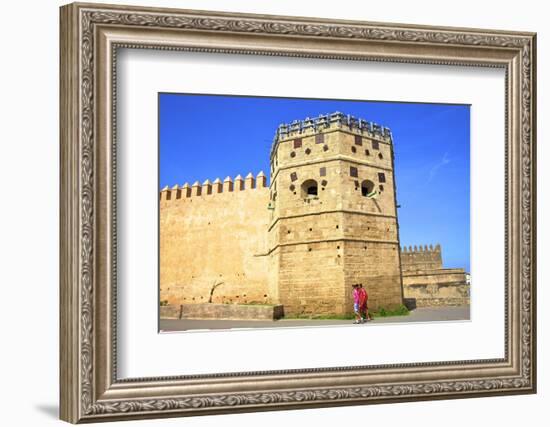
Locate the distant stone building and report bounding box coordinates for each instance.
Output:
[401,245,470,307]
[160,112,469,316]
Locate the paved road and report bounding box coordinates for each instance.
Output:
[160,306,470,332]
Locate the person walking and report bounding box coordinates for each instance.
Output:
[352,284,362,324]
[358,284,372,322]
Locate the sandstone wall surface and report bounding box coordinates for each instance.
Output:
[160,177,273,306]
[401,245,443,272]
[402,268,470,307]
[160,303,284,321]
[269,120,403,315]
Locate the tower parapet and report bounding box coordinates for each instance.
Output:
[271,112,392,159]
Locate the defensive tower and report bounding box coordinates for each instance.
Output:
[268,112,404,315]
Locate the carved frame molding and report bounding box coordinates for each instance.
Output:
[60,2,536,423]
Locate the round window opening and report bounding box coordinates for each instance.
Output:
[301,179,318,198]
[361,180,376,197]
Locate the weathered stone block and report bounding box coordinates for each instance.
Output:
[160,305,182,319]
[180,303,284,320]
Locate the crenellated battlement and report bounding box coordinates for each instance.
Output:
[270,112,392,158]
[401,244,441,254]
[400,243,443,272]
[160,171,268,201]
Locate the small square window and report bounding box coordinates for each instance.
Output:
[320,167,326,177]
[290,172,298,182]
[378,172,386,183]
[354,135,363,146]
[315,134,324,144]
[294,138,302,148]
[365,149,370,156]
[350,166,358,178]
[372,140,380,150]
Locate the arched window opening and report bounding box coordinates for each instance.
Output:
[361,180,376,197]
[301,179,318,199]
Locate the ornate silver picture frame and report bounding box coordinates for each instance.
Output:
[60,2,536,423]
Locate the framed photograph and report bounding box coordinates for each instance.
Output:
[60,2,537,423]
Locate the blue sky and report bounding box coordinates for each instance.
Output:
[159,93,470,272]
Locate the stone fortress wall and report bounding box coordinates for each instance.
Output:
[159,172,274,306]
[400,245,469,307]
[401,244,444,272]
[159,112,469,317]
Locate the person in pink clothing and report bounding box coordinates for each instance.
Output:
[352,284,362,324]
[358,284,371,322]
